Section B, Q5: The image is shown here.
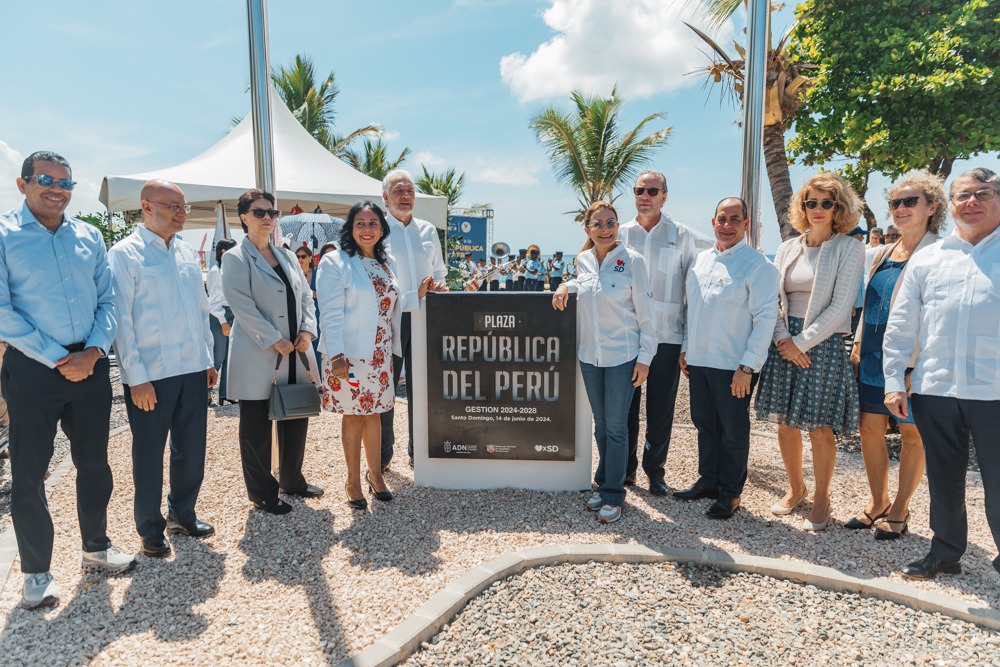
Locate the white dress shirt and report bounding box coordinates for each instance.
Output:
[883,225,1000,399]
[683,242,780,372]
[618,213,699,345]
[206,264,228,325]
[383,212,447,312]
[565,243,657,367]
[109,225,214,386]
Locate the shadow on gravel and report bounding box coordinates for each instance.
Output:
[0,538,224,666]
[239,502,344,665]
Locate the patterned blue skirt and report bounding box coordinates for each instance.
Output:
[754,317,860,433]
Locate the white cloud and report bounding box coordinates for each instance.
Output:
[500,0,733,102]
[469,161,542,187]
[413,151,448,171]
[380,129,402,141]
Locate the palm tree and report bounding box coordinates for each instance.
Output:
[529,86,671,220]
[342,138,411,181]
[415,167,465,209]
[686,0,813,240]
[270,54,380,158]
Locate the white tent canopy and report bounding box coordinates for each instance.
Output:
[99,95,448,230]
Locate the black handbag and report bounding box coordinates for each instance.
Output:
[267,351,322,421]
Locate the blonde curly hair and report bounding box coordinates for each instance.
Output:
[885,170,947,234]
[789,172,864,235]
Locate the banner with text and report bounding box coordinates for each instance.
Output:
[447,215,488,266]
[425,293,577,461]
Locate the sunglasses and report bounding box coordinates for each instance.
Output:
[953,188,999,204]
[804,199,836,210]
[295,253,311,260]
[884,232,901,239]
[633,187,663,197]
[25,174,76,191]
[888,196,921,210]
[587,220,618,230]
[249,207,281,219]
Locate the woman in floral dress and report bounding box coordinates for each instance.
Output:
[316,201,431,509]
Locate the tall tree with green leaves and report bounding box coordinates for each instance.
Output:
[686,1,814,240]
[788,0,1000,224]
[529,86,671,220]
[270,54,380,157]
[342,138,411,181]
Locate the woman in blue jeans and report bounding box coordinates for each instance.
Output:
[552,201,656,523]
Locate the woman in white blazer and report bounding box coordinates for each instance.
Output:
[222,189,320,516]
[754,172,865,530]
[846,171,945,540]
[317,201,431,509]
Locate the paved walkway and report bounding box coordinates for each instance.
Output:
[0,402,998,666]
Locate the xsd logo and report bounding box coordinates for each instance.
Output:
[534,444,559,453]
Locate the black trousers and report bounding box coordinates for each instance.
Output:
[489,280,500,292]
[381,312,413,466]
[688,366,758,497]
[627,342,681,484]
[912,394,1000,565]
[549,276,562,293]
[124,371,208,541]
[237,399,309,505]
[515,277,525,291]
[2,346,113,573]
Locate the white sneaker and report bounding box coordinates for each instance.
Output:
[585,491,603,512]
[82,545,137,574]
[22,572,59,609]
[597,505,623,524]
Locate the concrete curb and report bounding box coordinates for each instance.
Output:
[337,543,1000,667]
[0,424,131,591]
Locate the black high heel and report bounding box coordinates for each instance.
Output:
[874,512,910,540]
[345,483,368,510]
[365,471,393,502]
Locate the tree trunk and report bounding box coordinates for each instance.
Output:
[855,171,877,230]
[763,124,799,241]
[928,155,955,180]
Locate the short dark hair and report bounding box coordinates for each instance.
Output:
[319,242,337,255]
[715,197,748,219]
[215,238,237,267]
[237,189,276,233]
[22,151,71,179]
[339,201,391,264]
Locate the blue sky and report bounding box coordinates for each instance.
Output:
[1,0,997,254]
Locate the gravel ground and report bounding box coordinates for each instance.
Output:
[0,376,998,665]
[404,562,1000,666]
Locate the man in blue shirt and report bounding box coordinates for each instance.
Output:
[0,151,136,609]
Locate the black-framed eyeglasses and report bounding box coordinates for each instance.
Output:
[250,207,281,219]
[953,188,999,204]
[147,201,192,214]
[587,220,618,230]
[25,174,76,191]
[633,187,663,197]
[804,199,837,210]
[888,196,921,210]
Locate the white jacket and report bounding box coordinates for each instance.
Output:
[316,249,402,361]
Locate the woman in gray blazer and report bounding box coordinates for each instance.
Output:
[222,189,320,515]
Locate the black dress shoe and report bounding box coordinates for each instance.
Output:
[141,536,171,558]
[282,484,325,499]
[252,499,293,515]
[901,554,961,580]
[166,518,216,538]
[648,480,668,496]
[673,483,721,501]
[365,471,393,502]
[706,496,741,519]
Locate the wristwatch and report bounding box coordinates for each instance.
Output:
[738,364,755,374]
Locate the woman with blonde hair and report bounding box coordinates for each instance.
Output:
[755,172,866,530]
[846,171,945,539]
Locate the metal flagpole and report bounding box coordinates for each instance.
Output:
[245,0,282,474]
[741,0,769,249]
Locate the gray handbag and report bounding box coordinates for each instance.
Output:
[267,351,322,421]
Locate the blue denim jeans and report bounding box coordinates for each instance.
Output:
[580,358,637,506]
